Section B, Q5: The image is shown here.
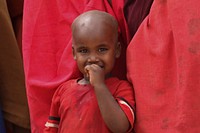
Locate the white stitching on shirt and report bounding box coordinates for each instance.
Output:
[45,122,59,128]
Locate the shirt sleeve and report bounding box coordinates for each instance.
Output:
[115,81,135,132]
[43,85,64,133]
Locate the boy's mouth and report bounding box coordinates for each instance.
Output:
[85,63,104,69]
[99,65,104,68]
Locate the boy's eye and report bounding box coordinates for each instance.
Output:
[98,48,108,52]
[79,49,88,53]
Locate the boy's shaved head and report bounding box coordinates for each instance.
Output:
[71,10,118,43]
[71,10,121,81]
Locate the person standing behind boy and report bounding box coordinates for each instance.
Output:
[44,10,135,133]
[127,0,200,132]
[0,0,30,132]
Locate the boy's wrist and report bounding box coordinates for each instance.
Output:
[93,83,107,91]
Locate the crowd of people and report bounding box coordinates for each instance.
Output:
[1,0,200,133]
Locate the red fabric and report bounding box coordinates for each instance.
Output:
[110,1,130,79]
[127,0,200,132]
[44,77,134,133]
[22,0,130,132]
[111,0,130,45]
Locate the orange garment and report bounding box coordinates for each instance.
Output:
[0,0,30,130]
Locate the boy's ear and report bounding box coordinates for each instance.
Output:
[72,46,76,60]
[115,42,121,58]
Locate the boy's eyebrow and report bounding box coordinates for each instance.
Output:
[97,43,111,48]
[73,43,85,47]
[76,45,87,49]
[98,43,107,46]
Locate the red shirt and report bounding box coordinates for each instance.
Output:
[44,77,135,133]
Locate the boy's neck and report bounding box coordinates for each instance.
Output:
[77,78,90,85]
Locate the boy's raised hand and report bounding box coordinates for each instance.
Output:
[84,64,105,87]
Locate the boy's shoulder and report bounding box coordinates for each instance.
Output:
[55,78,79,93]
[106,77,132,84]
[106,77,133,89]
[60,78,79,87]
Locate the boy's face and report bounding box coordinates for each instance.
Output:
[72,22,120,78]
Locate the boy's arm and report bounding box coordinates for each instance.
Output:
[94,84,131,133]
[43,86,63,133]
[85,64,134,133]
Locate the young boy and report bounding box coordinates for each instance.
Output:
[44,10,135,133]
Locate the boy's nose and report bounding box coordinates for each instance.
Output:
[87,55,99,63]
